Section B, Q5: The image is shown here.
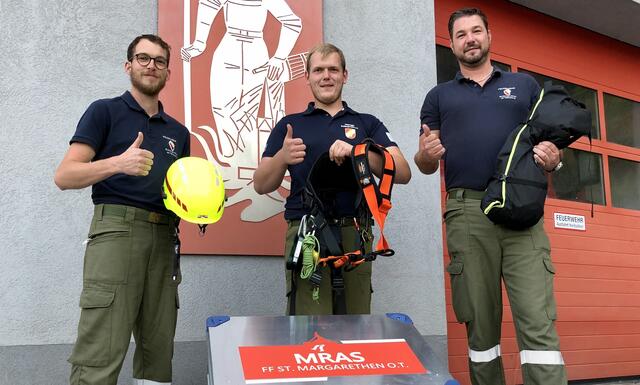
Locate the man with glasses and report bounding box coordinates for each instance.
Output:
[55,34,190,385]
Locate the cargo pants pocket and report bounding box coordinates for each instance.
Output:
[83,218,131,284]
[447,260,473,323]
[68,287,116,366]
[543,257,558,320]
[530,221,557,320]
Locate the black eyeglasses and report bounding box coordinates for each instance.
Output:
[130,53,168,70]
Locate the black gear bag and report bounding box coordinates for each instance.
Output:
[481,82,591,229]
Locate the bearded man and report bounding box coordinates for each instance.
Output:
[415,8,567,385]
[55,34,190,385]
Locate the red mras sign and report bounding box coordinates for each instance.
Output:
[238,332,427,382]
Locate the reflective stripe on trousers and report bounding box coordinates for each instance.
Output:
[520,350,565,365]
[469,345,501,363]
[469,346,565,366]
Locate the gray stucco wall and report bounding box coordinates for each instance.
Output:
[0,0,162,346]
[0,0,441,381]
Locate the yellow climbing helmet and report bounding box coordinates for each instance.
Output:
[163,157,225,224]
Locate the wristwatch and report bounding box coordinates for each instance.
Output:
[552,161,563,172]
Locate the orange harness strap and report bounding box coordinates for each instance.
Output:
[352,140,396,254]
[318,250,364,269]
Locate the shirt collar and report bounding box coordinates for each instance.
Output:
[121,91,168,122]
[455,65,503,83]
[302,101,356,116]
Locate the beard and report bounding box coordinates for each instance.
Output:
[456,43,490,67]
[130,71,167,97]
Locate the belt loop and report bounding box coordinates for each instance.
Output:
[95,204,104,220]
[456,189,464,202]
[124,206,136,223]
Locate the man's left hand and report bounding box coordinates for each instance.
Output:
[329,140,353,166]
[533,141,561,172]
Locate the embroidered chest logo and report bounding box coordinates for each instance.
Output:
[341,123,358,140]
[163,135,178,158]
[498,87,517,100]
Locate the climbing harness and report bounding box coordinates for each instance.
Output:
[287,139,396,312]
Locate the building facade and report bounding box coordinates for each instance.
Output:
[0,1,637,384]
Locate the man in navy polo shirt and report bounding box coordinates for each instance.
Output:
[55,34,189,385]
[254,43,411,315]
[415,8,566,385]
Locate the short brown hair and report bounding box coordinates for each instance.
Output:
[448,8,489,39]
[305,43,346,73]
[127,34,171,65]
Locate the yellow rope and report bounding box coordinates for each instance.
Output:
[299,233,320,302]
[300,233,319,279]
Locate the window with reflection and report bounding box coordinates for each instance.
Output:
[519,69,600,140]
[436,45,510,84]
[604,93,640,149]
[548,148,605,205]
[608,156,640,210]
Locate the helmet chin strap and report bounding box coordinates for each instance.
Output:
[172,217,181,282]
[197,194,225,235]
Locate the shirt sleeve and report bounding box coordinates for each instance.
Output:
[419,87,440,135]
[181,130,191,158]
[70,100,110,154]
[262,118,288,158]
[364,115,397,147]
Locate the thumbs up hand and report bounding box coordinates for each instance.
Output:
[419,124,445,162]
[116,132,155,176]
[130,131,144,149]
[282,124,306,165]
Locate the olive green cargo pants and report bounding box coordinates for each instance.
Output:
[285,220,373,315]
[68,204,180,385]
[444,189,567,385]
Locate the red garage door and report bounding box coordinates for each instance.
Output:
[435,1,640,384]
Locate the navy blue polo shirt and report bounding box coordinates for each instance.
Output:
[263,102,397,220]
[420,68,540,191]
[71,91,190,213]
